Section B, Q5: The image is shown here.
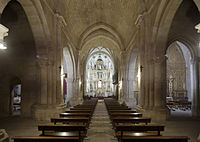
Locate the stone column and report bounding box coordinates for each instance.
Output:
[198,133,200,142]
[154,56,166,108]
[191,58,200,117]
[47,61,53,105]
[32,58,66,121]
[137,26,145,110]
[152,55,170,121]
[0,129,9,142]
[37,59,48,104]
[148,58,155,109]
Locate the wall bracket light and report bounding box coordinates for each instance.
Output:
[0,24,9,50]
[195,23,200,33]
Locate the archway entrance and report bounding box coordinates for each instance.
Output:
[0,0,39,117]
[126,48,139,108]
[166,41,193,117]
[84,46,115,99]
[63,47,75,106]
[11,84,21,116]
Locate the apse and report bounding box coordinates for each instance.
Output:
[84,46,115,98]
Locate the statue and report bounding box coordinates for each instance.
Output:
[168,75,175,97]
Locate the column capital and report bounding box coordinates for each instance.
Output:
[36,57,54,67]
[37,58,49,68]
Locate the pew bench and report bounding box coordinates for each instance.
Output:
[110,113,142,118]
[12,136,80,142]
[109,110,137,114]
[60,113,91,118]
[51,117,90,126]
[112,117,151,125]
[70,108,93,110]
[108,107,132,110]
[115,124,165,138]
[38,124,87,138]
[65,110,92,113]
[120,136,189,142]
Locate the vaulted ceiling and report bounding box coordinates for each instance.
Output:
[47,0,147,48]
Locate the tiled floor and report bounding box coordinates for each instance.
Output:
[0,101,200,142]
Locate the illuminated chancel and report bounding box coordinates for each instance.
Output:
[85,47,114,98]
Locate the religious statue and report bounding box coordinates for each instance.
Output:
[168,75,175,97]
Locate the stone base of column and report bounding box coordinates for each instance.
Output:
[125,98,137,109]
[192,105,200,117]
[197,133,200,142]
[70,96,80,106]
[0,129,9,142]
[137,106,170,121]
[32,104,66,122]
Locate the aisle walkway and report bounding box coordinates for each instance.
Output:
[84,100,117,142]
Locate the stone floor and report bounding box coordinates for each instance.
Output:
[84,100,117,142]
[0,101,200,142]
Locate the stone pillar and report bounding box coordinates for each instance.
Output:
[70,79,80,106]
[0,129,9,142]
[32,59,66,122]
[38,59,48,104]
[151,55,170,121]
[192,58,200,117]
[148,58,155,109]
[198,133,200,142]
[137,25,145,110]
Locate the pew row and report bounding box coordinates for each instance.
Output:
[12,136,80,142]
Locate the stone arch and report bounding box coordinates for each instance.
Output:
[79,22,124,51]
[78,23,124,100]
[152,0,200,117]
[63,45,76,105]
[0,0,50,57]
[9,76,22,115]
[80,35,121,64]
[125,47,139,108]
[79,23,123,60]
[152,0,183,56]
[167,37,196,61]
[153,0,200,56]
[84,47,115,98]
[166,41,196,116]
[0,0,41,117]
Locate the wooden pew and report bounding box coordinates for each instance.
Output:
[38,124,87,140]
[65,110,92,114]
[107,107,131,110]
[120,136,189,142]
[51,117,89,126]
[112,117,151,125]
[60,113,91,118]
[115,124,165,138]
[110,113,142,118]
[12,136,79,142]
[109,110,137,113]
[70,108,93,110]
[105,98,189,142]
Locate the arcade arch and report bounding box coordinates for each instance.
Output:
[0,0,48,117]
[84,47,115,98]
[62,46,76,106]
[166,41,194,116]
